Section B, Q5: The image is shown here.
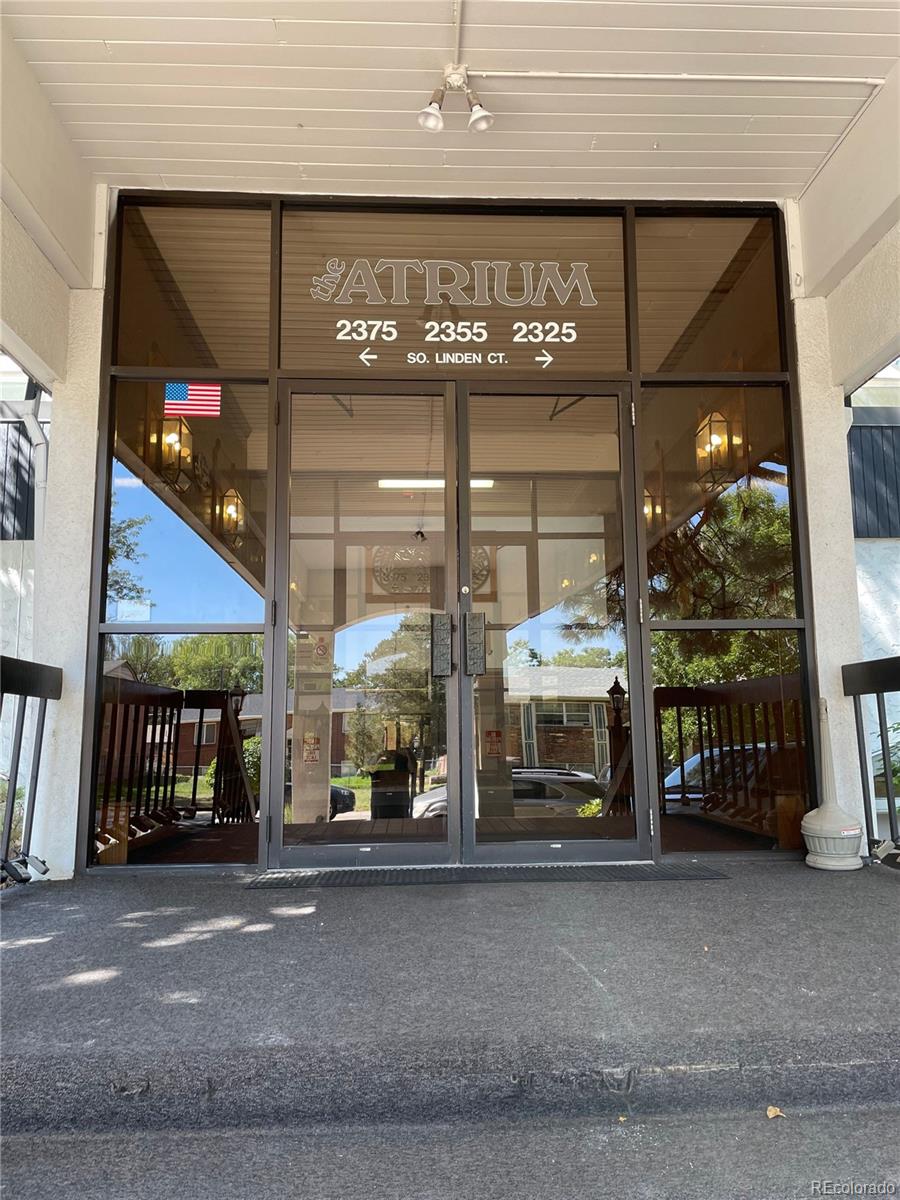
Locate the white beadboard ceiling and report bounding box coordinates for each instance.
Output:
[3,0,899,199]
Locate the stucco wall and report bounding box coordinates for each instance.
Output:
[30,290,104,878]
[791,295,865,819]
[0,25,94,287]
[0,200,69,387]
[799,62,900,300]
[827,221,900,394]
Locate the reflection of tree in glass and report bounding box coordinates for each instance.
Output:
[345,704,383,775]
[339,614,444,794]
[169,633,264,693]
[506,638,544,667]
[108,633,264,694]
[649,483,794,620]
[555,480,794,650]
[107,633,173,685]
[106,494,149,604]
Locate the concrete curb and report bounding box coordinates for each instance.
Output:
[5,1034,898,1133]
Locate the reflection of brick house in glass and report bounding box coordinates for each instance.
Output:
[178,688,373,776]
[500,667,622,778]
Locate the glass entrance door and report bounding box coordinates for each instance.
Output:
[272,381,649,867]
[274,384,458,866]
[459,385,648,862]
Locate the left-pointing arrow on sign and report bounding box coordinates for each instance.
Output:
[359,347,378,367]
[535,349,553,369]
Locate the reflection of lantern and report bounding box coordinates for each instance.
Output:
[607,675,626,735]
[607,675,626,713]
[159,416,193,493]
[695,410,743,487]
[218,488,246,548]
[643,487,664,527]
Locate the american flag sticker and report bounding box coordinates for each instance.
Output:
[164,381,221,417]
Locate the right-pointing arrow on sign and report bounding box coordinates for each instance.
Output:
[535,349,553,369]
[359,347,378,366]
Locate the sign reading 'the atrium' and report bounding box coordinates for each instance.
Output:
[281,210,627,377]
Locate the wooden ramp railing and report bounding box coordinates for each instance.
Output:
[654,673,809,848]
[183,690,256,825]
[96,677,256,863]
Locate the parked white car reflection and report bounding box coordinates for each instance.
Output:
[412,768,604,819]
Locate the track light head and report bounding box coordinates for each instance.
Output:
[466,88,494,132]
[417,87,445,132]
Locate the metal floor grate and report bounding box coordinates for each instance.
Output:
[246,862,727,889]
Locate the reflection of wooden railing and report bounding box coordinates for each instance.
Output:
[654,674,808,847]
[96,677,255,863]
[184,690,255,824]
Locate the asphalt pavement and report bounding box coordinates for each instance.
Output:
[4,1106,898,1200]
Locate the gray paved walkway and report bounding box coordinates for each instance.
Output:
[1,862,898,1133]
[5,1108,899,1200]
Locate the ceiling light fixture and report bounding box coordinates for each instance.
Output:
[416,64,495,132]
[416,87,445,132]
[466,88,494,132]
[378,479,494,489]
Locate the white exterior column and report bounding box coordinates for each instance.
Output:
[791,294,865,823]
[30,288,104,877]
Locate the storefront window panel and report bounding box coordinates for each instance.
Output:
[642,387,796,621]
[651,630,810,853]
[115,205,270,369]
[105,381,267,624]
[636,216,782,373]
[281,209,627,377]
[94,633,264,866]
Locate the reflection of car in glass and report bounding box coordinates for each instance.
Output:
[329,785,356,821]
[284,758,356,822]
[663,745,806,809]
[412,768,603,819]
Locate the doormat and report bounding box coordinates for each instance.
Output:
[246,862,727,889]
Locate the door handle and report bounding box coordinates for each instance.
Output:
[463,611,486,676]
[431,612,452,678]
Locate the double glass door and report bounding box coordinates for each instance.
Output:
[271,381,650,867]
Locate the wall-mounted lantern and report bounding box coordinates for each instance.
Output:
[159,416,193,493]
[217,487,246,548]
[695,410,743,488]
[643,487,664,528]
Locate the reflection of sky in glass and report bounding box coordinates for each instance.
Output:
[331,605,626,678]
[333,615,402,677]
[107,463,263,623]
[509,609,625,661]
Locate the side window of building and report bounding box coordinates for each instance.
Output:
[846,358,900,810]
[847,358,900,539]
[194,721,217,746]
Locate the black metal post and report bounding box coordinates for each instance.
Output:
[20,697,47,857]
[852,694,877,853]
[876,692,899,846]
[1,696,27,862]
